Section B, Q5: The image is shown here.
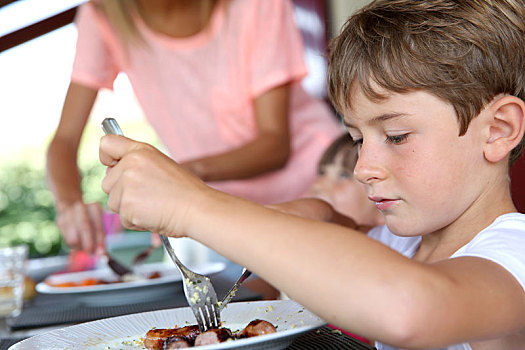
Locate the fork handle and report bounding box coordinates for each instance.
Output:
[101,118,188,278]
[159,234,191,277]
[101,118,124,136]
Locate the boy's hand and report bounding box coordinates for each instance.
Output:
[99,135,208,237]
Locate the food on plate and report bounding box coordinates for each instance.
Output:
[194,328,234,346]
[144,325,200,349]
[45,271,161,288]
[144,319,277,349]
[237,319,278,337]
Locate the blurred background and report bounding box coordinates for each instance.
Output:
[4,0,522,263]
[0,0,372,259]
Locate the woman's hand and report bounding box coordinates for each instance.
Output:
[56,201,105,254]
[99,135,210,237]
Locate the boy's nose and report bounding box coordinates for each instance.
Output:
[353,145,385,185]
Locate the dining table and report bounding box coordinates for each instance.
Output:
[0,261,375,350]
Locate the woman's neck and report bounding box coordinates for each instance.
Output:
[136,0,218,38]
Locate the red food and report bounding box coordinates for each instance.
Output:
[238,319,277,338]
[144,325,200,349]
[165,337,191,349]
[194,328,234,346]
[144,319,276,348]
[47,271,162,288]
[148,271,162,279]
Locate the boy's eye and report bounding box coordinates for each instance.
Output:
[385,134,409,144]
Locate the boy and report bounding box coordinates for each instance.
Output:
[99,0,525,348]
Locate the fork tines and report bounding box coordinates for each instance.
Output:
[195,303,221,331]
[183,276,221,331]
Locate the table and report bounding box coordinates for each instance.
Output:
[1,263,375,350]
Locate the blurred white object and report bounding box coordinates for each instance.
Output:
[0,245,28,318]
[26,255,68,282]
[168,237,226,266]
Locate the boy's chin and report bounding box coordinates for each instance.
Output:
[384,217,421,237]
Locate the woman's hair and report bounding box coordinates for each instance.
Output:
[96,0,225,50]
[318,134,358,175]
[327,0,525,165]
[97,0,142,47]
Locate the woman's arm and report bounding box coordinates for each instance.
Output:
[180,83,291,181]
[46,82,105,254]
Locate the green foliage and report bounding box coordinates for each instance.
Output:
[0,118,163,258]
[0,160,106,258]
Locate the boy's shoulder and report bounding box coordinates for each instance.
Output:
[368,213,525,259]
[454,213,525,255]
[451,212,525,292]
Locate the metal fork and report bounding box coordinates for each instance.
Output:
[160,235,221,331]
[101,117,221,331]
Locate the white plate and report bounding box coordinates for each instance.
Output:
[10,300,325,350]
[35,262,226,306]
[26,255,69,282]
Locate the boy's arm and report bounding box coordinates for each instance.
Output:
[47,82,105,254]
[99,136,525,349]
[179,83,291,181]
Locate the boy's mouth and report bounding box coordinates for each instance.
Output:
[369,196,397,211]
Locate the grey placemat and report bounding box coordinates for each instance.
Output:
[289,326,376,349]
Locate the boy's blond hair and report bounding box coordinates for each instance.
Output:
[328,0,525,165]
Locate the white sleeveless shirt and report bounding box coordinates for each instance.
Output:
[368,213,525,350]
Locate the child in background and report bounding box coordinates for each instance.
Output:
[46,0,341,255]
[307,133,384,228]
[99,0,525,349]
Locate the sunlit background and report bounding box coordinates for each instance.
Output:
[0,0,370,257]
[0,0,161,257]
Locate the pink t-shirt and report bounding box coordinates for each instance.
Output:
[72,0,342,204]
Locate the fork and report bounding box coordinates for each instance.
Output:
[159,235,221,331]
[101,117,221,331]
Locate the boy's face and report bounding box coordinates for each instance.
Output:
[344,87,488,237]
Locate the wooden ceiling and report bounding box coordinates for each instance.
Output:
[0,1,78,53]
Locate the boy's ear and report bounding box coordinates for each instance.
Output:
[483,96,525,163]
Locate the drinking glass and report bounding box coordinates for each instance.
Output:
[0,245,28,336]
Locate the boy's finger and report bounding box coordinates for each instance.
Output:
[106,179,124,217]
[101,159,130,199]
[99,134,136,166]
